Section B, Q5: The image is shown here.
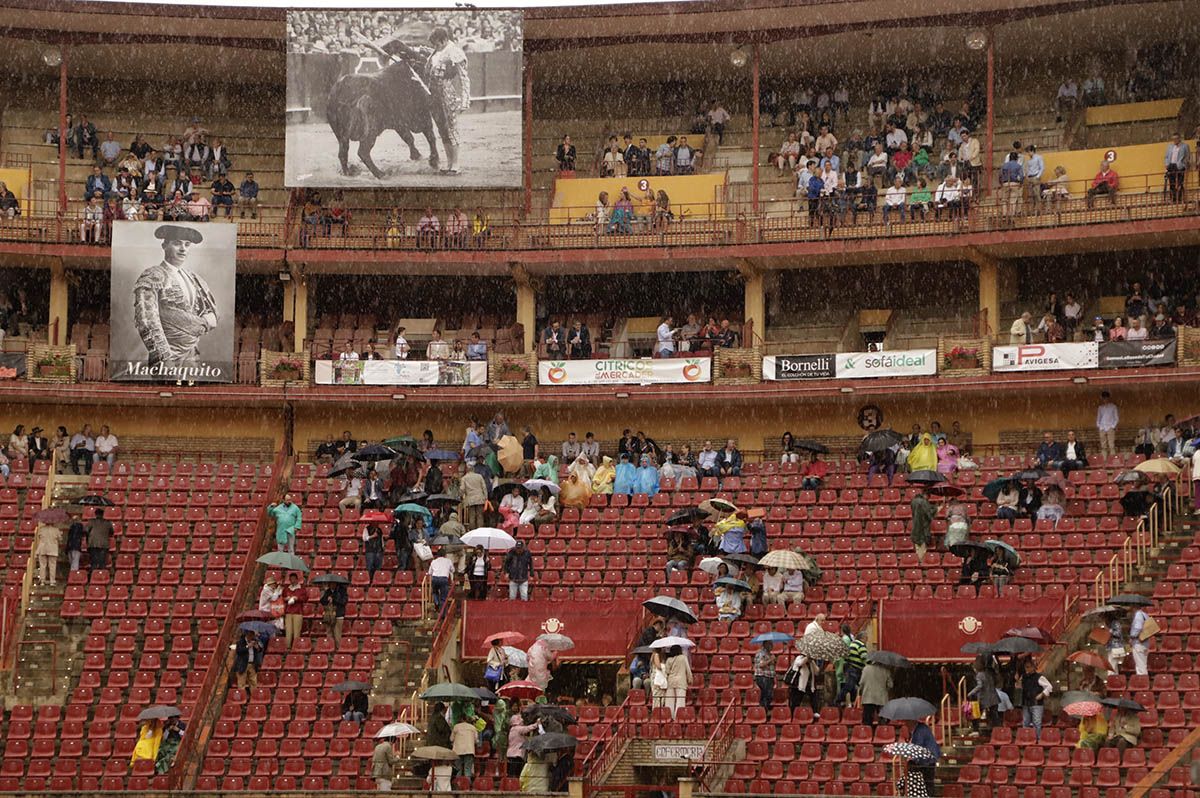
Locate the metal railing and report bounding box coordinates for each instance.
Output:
[1092,477,1178,606]
[693,694,740,792]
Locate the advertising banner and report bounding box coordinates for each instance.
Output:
[1098,339,1177,369]
[286,9,523,188]
[314,359,487,386]
[833,349,937,379]
[992,342,1098,372]
[538,358,711,386]
[763,354,836,381]
[461,599,642,661]
[109,221,235,383]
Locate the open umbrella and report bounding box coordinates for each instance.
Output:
[462,528,516,551]
[1100,697,1145,712]
[396,489,428,505]
[949,541,991,559]
[77,495,114,507]
[667,508,709,526]
[630,646,656,656]
[1066,650,1109,671]
[1134,458,1181,475]
[960,642,994,655]
[1113,471,1147,484]
[484,631,526,648]
[990,637,1041,655]
[751,632,794,645]
[1061,690,1101,707]
[411,746,456,761]
[714,577,753,592]
[1108,594,1152,607]
[759,550,809,571]
[699,498,738,515]
[859,429,904,455]
[239,621,280,637]
[136,705,181,722]
[394,503,433,525]
[1012,469,1047,482]
[536,633,575,651]
[328,453,361,477]
[491,482,528,502]
[382,435,416,448]
[430,534,463,548]
[795,630,849,661]
[497,435,524,474]
[867,650,912,669]
[312,573,349,585]
[982,477,1013,503]
[983,540,1021,567]
[497,680,543,699]
[1081,604,1122,618]
[523,479,560,495]
[521,705,577,725]
[1063,699,1102,717]
[928,484,965,498]
[523,733,578,754]
[34,507,69,524]
[723,553,761,568]
[359,510,393,525]
[880,697,937,721]
[422,449,460,463]
[698,557,735,576]
[501,647,529,669]
[237,609,273,621]
[1005,626,1056,644]
[906,470,947,485]
[649,636,696,650]
[376,722,420,739]
[883,742,933,761]
[353,443,398,462]
[466,444,495,461]
[643,596,698,625]
[665,525,702,539]
[792,440,829,454]
[420,683,480,701]
[332,680,371,693]
[256,551,308,572]
[425,493,460,507]
[475,687,498,702]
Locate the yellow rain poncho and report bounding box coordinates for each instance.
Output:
[591,456,615,494]
[130,720,163,766]
[907,433,938,473]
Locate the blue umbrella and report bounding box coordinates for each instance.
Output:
[394,503,434,525]
[239,621,280,637]
[714,577,753,592]
[751,632,794,645]
[423,449,461,462]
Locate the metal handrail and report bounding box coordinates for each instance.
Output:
[694,694,740,791]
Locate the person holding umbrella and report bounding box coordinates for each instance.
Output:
[281,571,306,649]
[783,648,820,714]
[1105,701,1142,751]
[154,716,186,774]
[86,507,114,571]
[967,656,1000,735]
[372,733,401,791]
[902,720,940,796]
[910,484,936,562]
[834,625,867,708]
[343,687,369,723]
[753,640,777,710]
[233,628,263,688]
[66,511,86,573]
[130,717,163,767]
[259,574,284,632]
[1129,601,1154,677]
[319,577,349,645]
[485,639,509,691]
[507,712,539,777]
[859,655,893,726]
[267,493,302,554]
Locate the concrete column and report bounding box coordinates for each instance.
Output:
[513,266,535,354]
[291,277,308,354]
[568,777,585,798]
[743,269,765,346]
[678,777,696,798]
[977,258,999,339]
[49,261,68,346]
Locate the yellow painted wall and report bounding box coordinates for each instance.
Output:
[550,174,727,222]
[0,167,31,216]
[1042,141,1199,197]
[1084,98,1183,127]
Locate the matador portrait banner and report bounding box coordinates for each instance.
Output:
[109,221,236,383]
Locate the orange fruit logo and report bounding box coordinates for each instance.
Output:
[682,363,702,381]
[547,366,567,383]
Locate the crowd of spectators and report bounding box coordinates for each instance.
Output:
[1,422,119,477]
[287,9,521,56]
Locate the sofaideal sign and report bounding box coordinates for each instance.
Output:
[844,352,929,371]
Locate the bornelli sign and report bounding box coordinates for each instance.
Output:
[834,349,937,379]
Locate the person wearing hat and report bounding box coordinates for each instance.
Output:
[233,628,263,689]
[27,426,50,462]
[426,27,470,176]
[132,223,218,372]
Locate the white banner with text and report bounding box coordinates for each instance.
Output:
[992,342,1099,372]
[314,359,487,386]
[537,358,711,386]
[833,349,938,379]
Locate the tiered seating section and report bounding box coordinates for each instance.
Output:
[0,458,44,589]
[0,458,272,792]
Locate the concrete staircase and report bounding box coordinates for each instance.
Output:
[364,616,437,792]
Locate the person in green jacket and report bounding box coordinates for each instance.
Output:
[267,493,302,554]
[909,178,933,221]
[910,487,936,562]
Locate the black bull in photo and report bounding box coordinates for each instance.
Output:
[327,37,454,179]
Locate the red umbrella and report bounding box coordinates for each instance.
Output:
[238,609,273,621]
[484,631,526,649]
[1005,625,1056,644]
[1067,650,1108,671]
[359,510,393,524]
[497,680,544,700]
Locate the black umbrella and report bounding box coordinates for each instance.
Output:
[982,477,1013,503]
[793,440,829,454]
[353,443,398,462]
[1100,697,1145,712]
[466,444,494,461]
[430,534,463,548]
[990,637,1041,655]
[666,508,709,526]
[867,650,912,669]
[329,454,362,477]
[928,484,965,498]
[1113,471,1146,485]
[643,596,698,625]
[312,573,350,585]
[859,429,904,455]
[136,705,181,722]
[1012,469,1047,482]
[1108,594,1152,607]
[880,697,937,721]
[423,449,461,463]
[521,705,577,725]
[492,482,528,502]
[906,470,947,485]
[475,687,498,702]
[332,680,371,693]
[523,733,578,754]
[723,553,761,567]
[239,621,281,637]
[948,541,990,559]
[77,495,115,507]
[396,489,428,505]
[425,493,459,506]
[960,642,994,655]
[630,646,656,656]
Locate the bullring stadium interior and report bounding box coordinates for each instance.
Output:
[0,0,1199,796]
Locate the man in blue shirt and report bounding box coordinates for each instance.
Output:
[999,152,1024,218]
[1023,145,1045,208]
[238,171,259,219]
[85,166,111,200]
[1036,431,1063,469]
[465,332,487,361]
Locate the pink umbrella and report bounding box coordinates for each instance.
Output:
[497,680,544,700]
[1064,700,1102,717]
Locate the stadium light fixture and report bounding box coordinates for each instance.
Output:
[278,270,291,282]
[964,29,988,51]
[729,47,748,68]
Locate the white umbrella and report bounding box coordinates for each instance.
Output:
[461,527,516,551]
[649,636,696,650]
[698,557,738,577]
[536,633,575,651]
[502,646,528,668]
[376,722,420,739]
[523,479,561,495]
